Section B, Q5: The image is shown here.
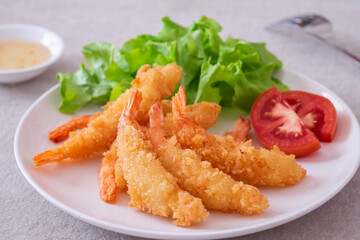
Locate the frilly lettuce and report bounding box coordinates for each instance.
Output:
[57,16,288,114]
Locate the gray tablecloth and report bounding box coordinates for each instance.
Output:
[1,0,360,239]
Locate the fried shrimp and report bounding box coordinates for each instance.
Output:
[49,100,221,143]
[162,100,221,136]
[48,101,113,143]
[149,102,269,215]
[173,86,306,187]
[109,102,220,200]
[117,90,209,226]
[235,140,307,186]
[33,63,182,166]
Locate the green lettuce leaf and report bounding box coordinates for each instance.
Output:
[58,16,287,114]
[58,63,112,113]
[58,42,134,113]
[157,17,188,41]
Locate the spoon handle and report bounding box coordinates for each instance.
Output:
[311,33,360,66]
[339,48,360,64]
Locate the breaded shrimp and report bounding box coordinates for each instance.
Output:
[48,101,113,143]
[117,90,209,226]
[162,101,221,136]
[149,102,269,215]
[236,140,306,186]
[173,86,306,187]
[111,101,221,199]
[49,100,221,143]
[33,63,182,166]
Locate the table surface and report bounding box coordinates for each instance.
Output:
[1,0,360,239]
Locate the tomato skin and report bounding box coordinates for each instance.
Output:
[250,87,321,158]
[281,91,337,142]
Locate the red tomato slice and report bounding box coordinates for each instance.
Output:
[281,90,337,142]
[250,87,321,157]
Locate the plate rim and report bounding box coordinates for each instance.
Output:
[14,69,360,239]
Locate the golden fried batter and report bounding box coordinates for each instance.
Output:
[111,101,220,201]
[149,102,269,215]
[117,90,209,226]
[33,63,182,166]
[173,86,306,187]
[163,101,221,136]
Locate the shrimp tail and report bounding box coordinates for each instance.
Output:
[98,166,117,202]
[98,141,119,203]
[149,102,166,146]
[172,85,187,121]
[33,149,65,166]
[172,85,194,128]
[118,90,142,130]
[48,112,101,143]
[225,116,251,142]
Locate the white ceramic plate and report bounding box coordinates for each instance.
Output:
[14,70,360,239]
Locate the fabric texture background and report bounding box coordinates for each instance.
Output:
[1,0,360,239]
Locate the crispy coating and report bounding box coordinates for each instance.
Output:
[33,63,182,166]
[149,102,269,215]
[111,102,220,200]
[117,91,209,226]
[237,140,307,186]
[173,86,306,187]
[48,100,220,143]
[163,101,221,136]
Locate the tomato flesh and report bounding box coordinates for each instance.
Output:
[250,87,321,157]
[281,91,337,142]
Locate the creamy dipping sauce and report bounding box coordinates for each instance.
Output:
[0,39,50,70]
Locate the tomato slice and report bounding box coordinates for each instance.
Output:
[281,90,337,142]
[250,87,321,157]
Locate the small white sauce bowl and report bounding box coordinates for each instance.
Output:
[0,24,64,84]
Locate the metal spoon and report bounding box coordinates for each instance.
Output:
[266,13,360,65]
